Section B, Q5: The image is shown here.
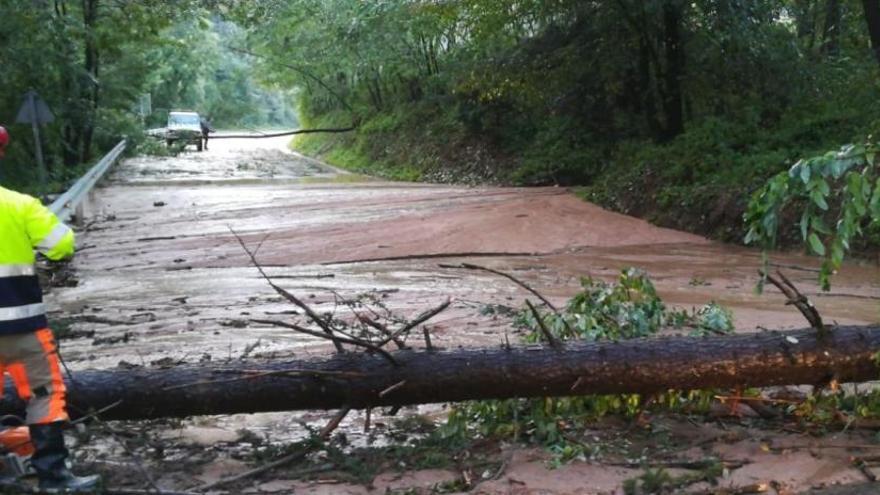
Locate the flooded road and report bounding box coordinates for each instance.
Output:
[53,135,879,368]
[49,136,880,493]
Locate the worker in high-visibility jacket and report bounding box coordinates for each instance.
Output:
[0,125,100,492]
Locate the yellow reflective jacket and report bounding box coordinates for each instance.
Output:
[0,186,74,334]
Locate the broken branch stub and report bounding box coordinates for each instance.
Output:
[763,270,826,336]
[251,319,400,367]
[358,314,406,349]
[376,298,451,348]
[526,299,562,349]
[439,262,574,335]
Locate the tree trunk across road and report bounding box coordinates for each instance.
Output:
[3,326,877,421]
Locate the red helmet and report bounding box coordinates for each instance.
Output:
[0,126,8,148]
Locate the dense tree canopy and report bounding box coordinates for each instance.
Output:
[3,0,880,244]
[219,0,880,240]
[0,0,295,194]
[236,0,880,142]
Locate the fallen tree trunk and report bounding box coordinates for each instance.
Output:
[3,325,879,420]
[210,127,355,139]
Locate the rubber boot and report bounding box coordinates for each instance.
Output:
[0,473,18,490]
[28,423,99,493]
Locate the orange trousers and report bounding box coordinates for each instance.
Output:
[0,329,68,425]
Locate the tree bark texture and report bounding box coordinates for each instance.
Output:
[80,0,100,163]
[793,0,817,43]
[822,0,842,56]
[209,128,356,139]
[2,326,878,421]
[660,0,685,140]
[862,0,880,67]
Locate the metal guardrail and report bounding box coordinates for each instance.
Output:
[49,139,126,222]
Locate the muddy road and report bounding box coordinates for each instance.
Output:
[56,136,879,367]
[48,136,880,494]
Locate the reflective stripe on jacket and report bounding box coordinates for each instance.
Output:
[0,187,74,334]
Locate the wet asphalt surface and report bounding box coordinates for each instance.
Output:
[42,135,880,493]
[50,136,880,369]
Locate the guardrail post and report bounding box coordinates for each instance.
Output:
[74,201,86,227]
[49,139,126,223]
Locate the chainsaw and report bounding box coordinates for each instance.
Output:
[0,416,34,480]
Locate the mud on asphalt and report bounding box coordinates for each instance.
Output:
[36,136,880,493]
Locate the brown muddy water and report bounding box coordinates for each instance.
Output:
[44,135,880,494]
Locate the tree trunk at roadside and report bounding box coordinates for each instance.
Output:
[862,0,880,67]
[3,326,879,421]
[794,0,816,42]
[54,1,82,168]
[80,0,100,163]
[660,0,685,141]
[822,0,842,56]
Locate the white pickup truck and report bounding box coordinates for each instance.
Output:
[165,111,204,151]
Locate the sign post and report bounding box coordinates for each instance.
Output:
[137,93,152,125]
[15,90,54,199]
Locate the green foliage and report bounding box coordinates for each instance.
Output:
[0,3,296,194]
[581,90,879,240]
[294,103,460,183]
[623,468,675,495]
[744,142,880,289]
[0,1,202,190]
[144,18,298,131]
[234,0,880,249]
[687,303,735,337]
[511,117,607,185]
[519,268,734,343]
[522,268,667,343]
[442,268,732,464]
[136,138,180,158]
[293,414,502,488]
[623,462,724,495]
[788,388,880,425]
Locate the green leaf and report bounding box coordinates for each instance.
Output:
[819,261,832,291]
[831,240,844,268]
[799,210,810,240]
[808,233,826,256]
[799,162,811,184]
[789,160,804,179]
[838,144,855,157]
[847,172,864,195]
[830,159,844,178]
[761,211,777,235]
[810,190,829,210]
[811,216,831,235]
[870,178,880,218]
[854,198,868,217]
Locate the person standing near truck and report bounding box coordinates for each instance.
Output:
[199,116,214,150]
[0,125,100,492]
